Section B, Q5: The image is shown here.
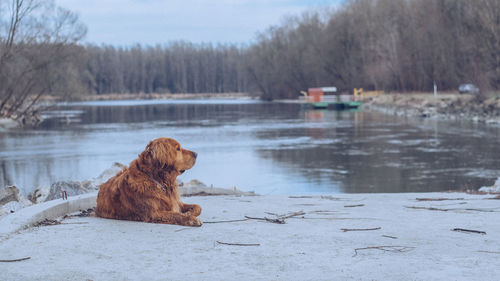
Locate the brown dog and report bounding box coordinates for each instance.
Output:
[95,137,202,226]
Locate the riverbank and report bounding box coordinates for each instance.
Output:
[1,93,258,130]
[42,92,258,102]
[363,93,500,124]
[0,192,499,280]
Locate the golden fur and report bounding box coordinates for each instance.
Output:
[95,137,202,226]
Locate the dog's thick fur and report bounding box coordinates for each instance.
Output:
[95,137,202,226]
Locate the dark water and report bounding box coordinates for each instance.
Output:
[1,99,500,195]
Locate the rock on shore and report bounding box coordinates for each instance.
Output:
[26,162,127,204]
[179,179,255,196]
[1,163,126,215]
[0,186,33,216]
[1,162,253,217]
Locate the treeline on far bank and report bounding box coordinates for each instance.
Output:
[1,0,500,116]
[82,43,250,96]
[53,0,500,101]
[248,0,500,100]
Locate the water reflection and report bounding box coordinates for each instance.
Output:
[255,109,500,193]
[1,100,499,195]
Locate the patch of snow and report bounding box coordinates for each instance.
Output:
[0,206,7,216]
[45,180,97,201]
[180,179,256,196]
[0,118,19,130]
[1,201,28,214]
[0,193,499,280]
[479,177,500,193]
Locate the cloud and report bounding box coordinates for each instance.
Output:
[55,0,340,46]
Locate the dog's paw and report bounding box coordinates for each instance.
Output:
[186,217,202,227]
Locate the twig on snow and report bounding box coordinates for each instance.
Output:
[462,208,500,212]
[382,235,398,239]
[344,204,365,208]
[321,195,349,201]
[309,210,337,214]
[342,227,381,232]
[244,216,285,224]
[289,195,353,201]
[205,211,305,225]
[265,211,305,219]
[353,246,415,257]
[216,241,260,247]
[405,206,450,211]
[280,211,306,219]
[452,228,486,235]
[174,227,193,232]
[405,206,500,212]
[416,198,464,201]
[299,217,374,221]
[0,257,31,262]
[477,250,500,254]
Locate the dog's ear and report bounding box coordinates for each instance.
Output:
[138,141,154,166]
[145,139,175,169]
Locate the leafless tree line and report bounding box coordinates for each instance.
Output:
[247,0,500,100]
[83,43,250,95]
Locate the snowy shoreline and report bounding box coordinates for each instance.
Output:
[1,164,499,280]
[363,93,500,124]
[1,192,499,280]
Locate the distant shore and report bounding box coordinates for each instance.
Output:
[0,93,259,129]
[4,92,500,130]
[275,92,500,124]
[363,93,500,124]
[55,92,258,102]
[75,92,500,125]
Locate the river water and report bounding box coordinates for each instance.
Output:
[1,99,499,195]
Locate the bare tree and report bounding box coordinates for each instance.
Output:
[0,0,86,124]
[472,0,500,91]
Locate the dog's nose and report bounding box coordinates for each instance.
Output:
[192,151,198,158]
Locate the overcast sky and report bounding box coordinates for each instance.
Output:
[54,0,340,47]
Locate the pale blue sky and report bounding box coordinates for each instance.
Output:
[55,0,341,46]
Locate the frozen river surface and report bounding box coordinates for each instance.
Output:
[1,99,499,195]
